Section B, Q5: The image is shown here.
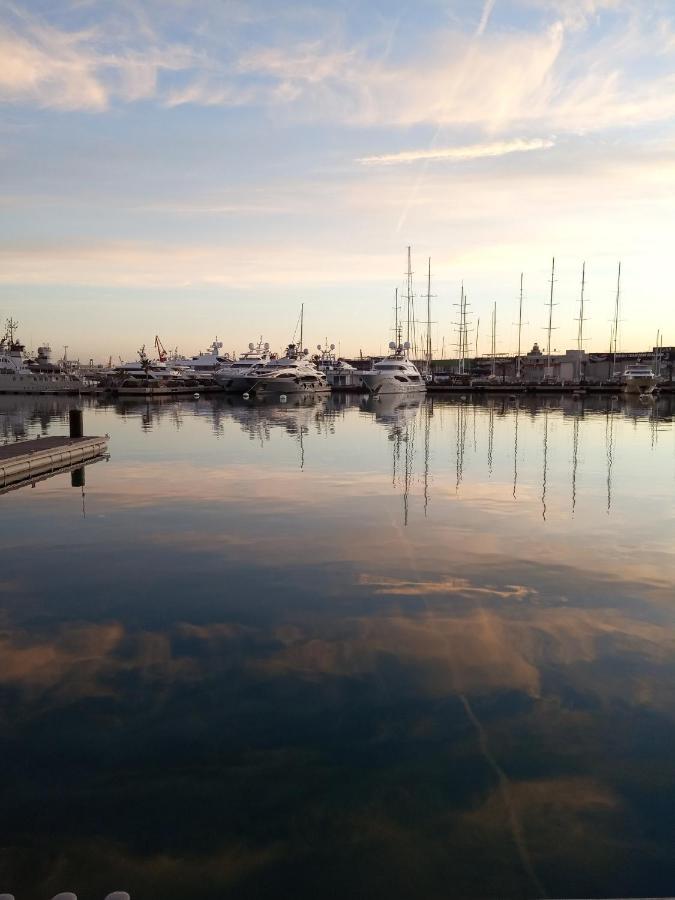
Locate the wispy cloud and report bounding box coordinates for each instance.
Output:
[0,7,195,110]
[358,138,554,166]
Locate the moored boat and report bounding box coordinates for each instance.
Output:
[361,341,427,396]
[623,364,658,395]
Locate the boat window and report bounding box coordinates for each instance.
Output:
[394,376,409,382]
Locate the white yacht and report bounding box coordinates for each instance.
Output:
[170,338,231,373]
[0,334,94,394]
[360,341,427,395]
[240,344,330,396]
[623,364,658,395]
[315,342,362,389]
[216,341,274,392]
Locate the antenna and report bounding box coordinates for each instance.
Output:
[5,318,18,343]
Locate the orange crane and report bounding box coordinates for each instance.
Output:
[155,335,168,362]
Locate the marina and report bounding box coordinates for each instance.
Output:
[3,1,675,893]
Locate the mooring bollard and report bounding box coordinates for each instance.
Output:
[69,409,83,438]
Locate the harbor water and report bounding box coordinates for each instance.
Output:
[1,392,674,899]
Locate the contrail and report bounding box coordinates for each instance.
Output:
[395,0,498,235]
[475,0,497,38]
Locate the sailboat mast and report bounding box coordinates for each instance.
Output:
[516,272,523,379]
[491,302,497,377]
[612,262,621,375]
[577,261,586,382]
[546,257,555,373]
[299,303,304,354]
[426,257,432,374]
[394,287,399,347]
[406,246,412,347]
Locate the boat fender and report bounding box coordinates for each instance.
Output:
[280,394,287,403]
[193,393,200,400]
[243,392,250,400]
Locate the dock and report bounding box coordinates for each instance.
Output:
[0,434,109,493]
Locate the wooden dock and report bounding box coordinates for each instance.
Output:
[0,435,109,492]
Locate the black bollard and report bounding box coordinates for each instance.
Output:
[69,408,83,438]
[71,467,85,488]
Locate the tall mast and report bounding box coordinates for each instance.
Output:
[576,261,586,382]
[546,256,555,374]
[299,303,304,354]
[612,262,621,376]
[406,246,413,349]
[394,287,400,347]
[491,302,497,378]
[516,272,524,378]
[426,257,432,374]
[455,283,464,375]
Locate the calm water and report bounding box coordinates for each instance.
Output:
[1,392,674,899]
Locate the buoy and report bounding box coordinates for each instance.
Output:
[0,893,16,900]
[193,392,200,400]
[105,893,131,900]
[242,392,250,400]
[50,894,77,900]
[280,394,287,403]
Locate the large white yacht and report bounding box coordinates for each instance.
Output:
[0,334,93,394]
[216,341,274,392]
[360,341,427,395]
[240,344,330,396]
[623,364,658,395]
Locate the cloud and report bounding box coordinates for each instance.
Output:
[358,138,555,166]
[0,8,195,110]
[1,0,674,146]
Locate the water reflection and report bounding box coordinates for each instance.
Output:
[1,392,674,899]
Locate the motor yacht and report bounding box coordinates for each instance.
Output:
[360,341,427,395]
[622,364,658,395]
[216,340,274,392]
[0,334,94,394]
[240,344,330,396]
[170,338,231,373]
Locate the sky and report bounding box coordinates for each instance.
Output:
[1,0,674,362]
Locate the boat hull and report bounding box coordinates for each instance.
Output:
[243,376,330,395]
[624,377,657,395]
[0,375,91,394]
[360,374,427,395]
